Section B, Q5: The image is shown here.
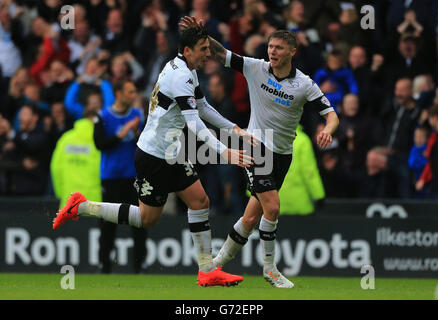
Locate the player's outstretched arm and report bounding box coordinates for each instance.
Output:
[316,111,339,149]
[181,109,254,167]
[196,93,259,146]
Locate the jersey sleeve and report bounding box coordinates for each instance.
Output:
[224,49,264,77]
[172,70,197,111]
[305,78,334,115]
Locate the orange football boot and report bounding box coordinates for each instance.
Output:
[197,266,243,287]
[53,192,87,229]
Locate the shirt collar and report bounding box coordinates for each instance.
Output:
[268,64,296,82]
[177,53,188,66]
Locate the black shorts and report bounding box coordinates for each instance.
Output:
[244,143,292,197]
[134,148,199,207]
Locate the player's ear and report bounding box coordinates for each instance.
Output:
[183,45,192,57]
[290,47,297,57]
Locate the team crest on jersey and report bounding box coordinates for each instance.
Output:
[289,80,300,88]
[187,97,197,109]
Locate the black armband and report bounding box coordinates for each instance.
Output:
[175,96,197,111]
[307,95,333,114]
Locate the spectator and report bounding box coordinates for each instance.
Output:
[283,1,324,76]
[348,45,384,116]
[359,147,392,198]
[45,101,73,155]
[313,49,359,110]
[0,1,24,82]
[408,126,429,198]
[284,0,305,33]
[93,80,147,274]
[100,8,131,54]
[203,72,244,215]
[9,82,50,133]
[384,32,430,92]
[317,147,348,198]
[29,17,70,87]
[190,0,223,43]
[4,105,50,195]
[336,94,376,176]
[1,67,31,122]
[412,74,435,111]
[416,105,438,198]
[0,115,14,193]
[227,10,258,128]
[279,125,325,215]
[142,31,174,100]
[109,52,144,87]
[64,57,115,121]
[68,19,102,75]
[50,90,102,209]
[37,0,62,24]
[396,10,424,38]
[380,77,421,198]
[20,82,50,118]
[338,6,369,48]
[40,59,74,106]
[381,78,421,157]
[133,3,169,69]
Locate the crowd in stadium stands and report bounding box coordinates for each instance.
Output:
[0,0,438,214]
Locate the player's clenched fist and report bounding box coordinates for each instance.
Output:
[316,131,333,149]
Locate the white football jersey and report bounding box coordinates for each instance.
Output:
[137,55,200,159]
[226,54,334,154]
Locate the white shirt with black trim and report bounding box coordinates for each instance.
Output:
[138,55,233,160]
[225,51,334,154]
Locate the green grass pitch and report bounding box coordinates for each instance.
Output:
[0,273,437,300]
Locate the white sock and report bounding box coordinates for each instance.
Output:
[188,208,214,273]
[78,201,143,228]
[213,218,253,268]
[259,216,278,270]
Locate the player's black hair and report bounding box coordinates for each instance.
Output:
[268,30,298,50]
[178,26,209,54]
